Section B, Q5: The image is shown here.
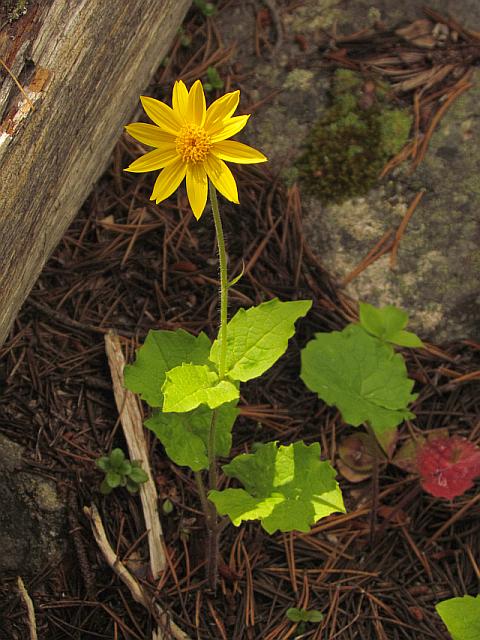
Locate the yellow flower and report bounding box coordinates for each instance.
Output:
[124,80,267,219]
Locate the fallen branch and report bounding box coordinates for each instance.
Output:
[104,330,165,577]
[17,577,37,640]
[85,504,191,640]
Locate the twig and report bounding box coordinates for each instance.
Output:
[0,56,35,111]
[17,577,37,640]
[411,82,472,170]
[341,230,394,286]
[389,190,425,268]
[84,505,191,640]
[104,331,165,577]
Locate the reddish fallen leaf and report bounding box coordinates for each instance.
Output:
[417,436,480,499]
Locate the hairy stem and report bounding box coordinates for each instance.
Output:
[194,471,211,524]
[209,181,228,380]
[203,181,229,592]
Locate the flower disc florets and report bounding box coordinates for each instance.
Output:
[176,125,212,163]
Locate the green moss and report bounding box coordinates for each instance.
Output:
[297,70,412,204]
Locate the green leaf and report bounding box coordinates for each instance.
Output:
[359,302,423,347]
[286,608,305,622]
[209,441,345,533]
[109,448,125,467]
[305,610,324,623]
[128,465,148,484]
[119,461,132,475]
[436,595,480,640]
[146,403,238,471]
[124,329,211,407]
[106,471,122,488]
[388,330,424,348]
[96,456,110,472]
[126,478,140,493]
[210,299,312,382]
[301,325,417,435]
[162,364,239,412]
[100,478,113,494]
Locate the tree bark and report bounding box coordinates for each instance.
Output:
[0,0,191,345]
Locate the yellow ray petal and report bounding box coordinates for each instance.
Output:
[125,146,178,173]
[172,80,189,121]
[140,96,181,135]
[187,80,206,127]
[151,159,187,203]
[125,123,176,148]
[211,140,267,164]
[186,163,208,220]
[205,154,239,204]
[209,115,250,143]
[205,91,240,130]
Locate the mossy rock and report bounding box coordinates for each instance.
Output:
[297,69,412,204]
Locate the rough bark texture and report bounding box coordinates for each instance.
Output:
[0,0,191,345]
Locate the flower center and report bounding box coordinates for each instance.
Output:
[176,124,211,163]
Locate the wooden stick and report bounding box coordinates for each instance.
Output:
[104,331,165,577]
[84,505,191,640]
[17,577,37,640]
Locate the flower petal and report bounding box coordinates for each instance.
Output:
[125,123,176,148]
[209,115,250,143]
[172,80,189,121]
[205,154,239,203]
[140,96,181,135]
[186,163,208,220]
[151,159,187,203]
[205,91,240,130]
[187,80,206,126]
[125,146,178,173]
[211,140,267,164]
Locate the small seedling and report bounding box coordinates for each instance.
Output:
[204,66,224,93]
[193,0,216,17]
[436,594,480,640]
[178,27,192,48]
[162,498,174,515]
[287,608,323,635]
[96,448,148,494]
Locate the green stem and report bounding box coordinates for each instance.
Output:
[204,182,229,592]
[209,182,228,380]
[194,471,210,523]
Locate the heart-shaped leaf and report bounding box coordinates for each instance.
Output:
[209,441,345,533]
[301,325,417,436]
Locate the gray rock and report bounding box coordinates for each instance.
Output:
[215,0,480,341]
[0,434,65,576]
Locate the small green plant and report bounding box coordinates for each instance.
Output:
[204,66,224,93]
[96,448,149,494]
[193,0,216,17]
[286,607,324,635]
[301,302,423,450]
[178,27,192,48]
[436,594,480,640]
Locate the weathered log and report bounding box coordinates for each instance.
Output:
[0,0,191,345]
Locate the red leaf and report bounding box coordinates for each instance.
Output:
[417,436,480,499]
